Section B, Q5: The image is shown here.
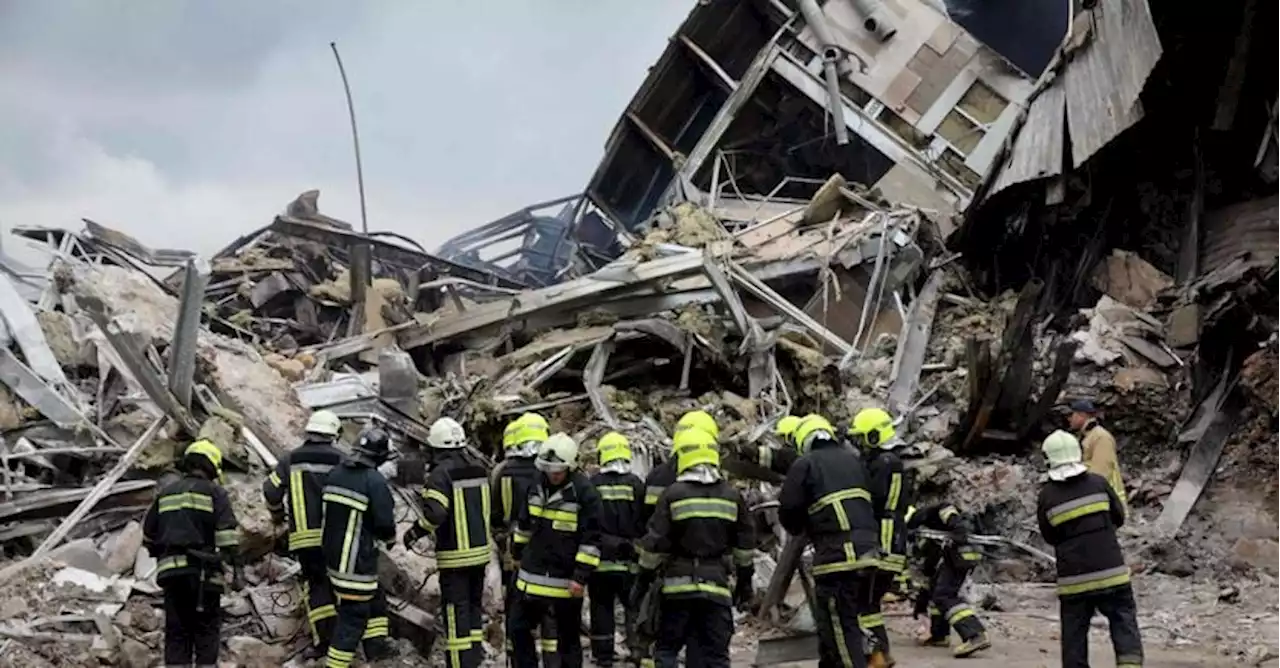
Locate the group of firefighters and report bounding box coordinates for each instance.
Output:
[142,394,1141,668]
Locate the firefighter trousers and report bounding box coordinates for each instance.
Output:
[1059,584,1144,668]
[162,574,222,666]
[653,596,732,668]
[588,570,636,666]
[297,548,337,646]
[926,562,984,642]
[814,572,869,668]
[325,587,390,668]
[503,569,560,668]
[509,591,582,668]
[441,566,487,668]
[859,569,894,656]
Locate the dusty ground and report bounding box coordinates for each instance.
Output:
[731,573,1278,668]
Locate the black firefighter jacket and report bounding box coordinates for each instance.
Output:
[588,469,645,573]
[263,436,345,551]
[907,502,983,571]
[1036,471,1129,598]
[143,473,240,587]
[866,449,912,573]
[418,450,493,570]
[637,478,755,605]
[641,459,678,526]
[490,455,538,562]
[321,457,396,600]
[779,435,879,577]
[512,470,603,597]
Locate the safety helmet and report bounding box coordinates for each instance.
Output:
[793,414,835,453]
[597,432,632,465]
[674,428,720,473]
[506,413,550,451]
[535,432,579,473]
[184,440,224,481]
[305,410,342,437]
[675,410,719,442]
[775,415,802,442]
[1042,429,1083,465]
[354,427,392,462]
[849,408,896,448]
[428,417,467,449]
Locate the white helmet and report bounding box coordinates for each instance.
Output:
[535,432,579,473]
[305,410,341,437]
[428,417,466,449]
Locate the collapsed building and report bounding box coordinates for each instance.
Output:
[0,0,1273,665]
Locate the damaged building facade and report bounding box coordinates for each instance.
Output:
[0,0,1273,665]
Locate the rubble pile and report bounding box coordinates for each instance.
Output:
[0,172,1268,664]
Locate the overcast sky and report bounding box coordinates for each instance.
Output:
[0,1,692,256]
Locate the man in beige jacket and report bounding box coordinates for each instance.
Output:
[1067,400,1128,514]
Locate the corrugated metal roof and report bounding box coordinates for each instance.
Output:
[989,82,1066,193]
[982,0,1162,199]
[1064,0,1161,167]
[1201,195,1279,275]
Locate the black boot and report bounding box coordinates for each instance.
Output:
[364,638,397,661]
[300,643,329,661]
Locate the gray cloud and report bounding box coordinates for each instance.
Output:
[0,0,692,254]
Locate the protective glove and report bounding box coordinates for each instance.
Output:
[733,567,755,610]
[402,524,429,550]
[231,566,246,592]
[630,569,656,609]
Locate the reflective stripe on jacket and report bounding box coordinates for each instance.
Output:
[321,458,397,601]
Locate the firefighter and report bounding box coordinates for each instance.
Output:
[263,409,345,658]
[587,431,645,668]
[849,408,912,668]
[906,502,990,657]
[404,418,493,668]
[632,426,754,668]
[744,415,802,476]
[490,412,559,665]
[1037,430,1142,668]
[1067,399,1128,515]
[509,432,603,668]
[778,414,879,668]
[642,410,718,522]
[321,428,398,668]
[143,440,242,668]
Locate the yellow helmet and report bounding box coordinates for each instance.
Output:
[793,414,835,453]
[675,410,719,442]
[775,415,802,442]
[505,413,549,451]
[674,427,720,473]
[849,408,896,448]
[184,440,225,481]
[597,432,632,465]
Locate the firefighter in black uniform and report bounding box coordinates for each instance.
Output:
[143,440,243,668]
[321,428,398,668]
[509,432,603,668]
[906,502,990,657]
[849,408,912,668]
[740,415,802,477]
[642,410,719,522]
[1037,430,1142,668]
[404,417,493,668]
[263,409,346,658]
[633,427,754,668]
[778,414,879,668]
[490,412,559,665]
[587,431,645,667]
